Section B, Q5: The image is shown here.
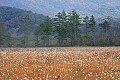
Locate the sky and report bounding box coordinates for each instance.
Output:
[0,0,120,18]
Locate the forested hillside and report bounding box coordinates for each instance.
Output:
[0,6,120,47]
[0,6,47,35]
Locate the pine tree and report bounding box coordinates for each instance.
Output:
[37,16,53,46]
[68,10,81,46]
[82,16,90,45]
[89,15,96,45]
[89,15,96,32]
[54,10,68,46]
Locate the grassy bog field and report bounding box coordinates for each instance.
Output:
[0,47,120,80]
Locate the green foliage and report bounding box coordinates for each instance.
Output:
[83,16,90,33]
[0,6,47,35]
[89,15,96,32]
[0,22,11,46]
[35,16,53,46]
[54,10,69,46]
[82,15,96,45]
[81,34,91,46]
[83,16,91,45]
[0,7,120,47]
[83,15,96,33]
[68,10,82,46]
[0,22,5,45]
[21,16,32,47]
[42,16,53,35]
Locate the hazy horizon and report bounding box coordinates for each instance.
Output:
[0,0,120,18]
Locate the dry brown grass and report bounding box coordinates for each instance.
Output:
[0,47,120,80]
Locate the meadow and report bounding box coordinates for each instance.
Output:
[0,47,120,80]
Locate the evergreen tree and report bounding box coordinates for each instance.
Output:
[54,10,68,46]
[89,15,96,45]
[83,16,89,34]
[68,10,81,46]
[89,15,96,32]
[36,16,53,46]
[82,16,90,45]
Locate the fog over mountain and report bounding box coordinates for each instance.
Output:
[0,0,120,18]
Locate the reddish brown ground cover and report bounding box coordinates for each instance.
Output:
[0,47,120,80]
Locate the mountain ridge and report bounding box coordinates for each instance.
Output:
[0,0,120,18]
[0,6,47,36]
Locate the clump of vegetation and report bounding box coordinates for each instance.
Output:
[0,7,120,47]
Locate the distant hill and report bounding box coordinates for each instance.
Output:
[0,6,120,37]
[0,6,47,36]
[1,0,120,18]
[111,18,120,28]
[96,17,120,28]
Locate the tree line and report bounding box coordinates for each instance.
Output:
[0,10,120,47]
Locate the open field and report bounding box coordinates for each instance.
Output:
[0,47,120,80]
